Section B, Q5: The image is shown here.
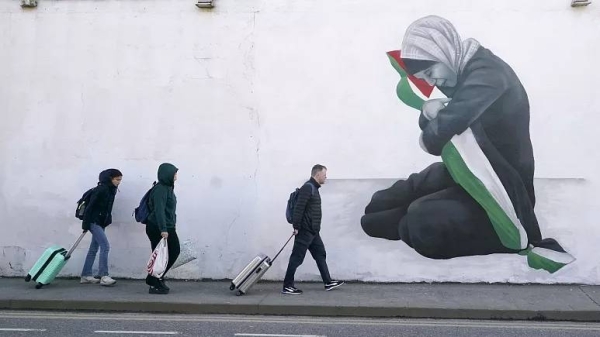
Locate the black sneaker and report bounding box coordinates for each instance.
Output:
[149,286,169,295]
[159,279,170,291]
[281,286,303,295]
[325,280,345,291]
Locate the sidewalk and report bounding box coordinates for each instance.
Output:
[1,277,600,321]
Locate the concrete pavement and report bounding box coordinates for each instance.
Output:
[1,277,600,321]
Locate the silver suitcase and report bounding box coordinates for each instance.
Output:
[230,234,294,296]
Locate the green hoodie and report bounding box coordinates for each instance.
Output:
[147,163,178,232]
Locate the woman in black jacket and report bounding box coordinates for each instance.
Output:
[80,169,122,286]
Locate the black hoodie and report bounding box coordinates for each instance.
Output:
[82,169,120,230]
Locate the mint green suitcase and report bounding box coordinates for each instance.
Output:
[25,231,87,289]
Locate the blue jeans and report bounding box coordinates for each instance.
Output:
[81,223,110,277]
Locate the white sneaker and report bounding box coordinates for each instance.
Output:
[100,276,116,286]
[80,276,100,284]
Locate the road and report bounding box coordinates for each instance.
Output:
[1,311,600,337]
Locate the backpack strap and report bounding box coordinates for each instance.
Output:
[304,182,316,196]
[147,181,158,208]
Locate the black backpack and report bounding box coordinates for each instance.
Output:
[75,187,96,220]
[134,182,157,224]
[285,183,315,224]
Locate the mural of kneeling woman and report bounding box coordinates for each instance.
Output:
[361,15,575,274]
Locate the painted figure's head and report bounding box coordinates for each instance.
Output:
[406,61,457,88]
[311,164,327,185]
[400,15,480,88]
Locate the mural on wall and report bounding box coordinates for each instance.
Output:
[361,15,575,274]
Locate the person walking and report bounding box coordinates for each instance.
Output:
[283,164,345,295]
[145,163,181,294]
[80,168,123,287]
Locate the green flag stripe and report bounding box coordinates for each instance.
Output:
[441,142,523,250]
[388,55,427,110]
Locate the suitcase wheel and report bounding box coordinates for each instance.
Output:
[35,283,43,289]
[236,290,244,296]
[229,284,235,291]
[25,275,32,282]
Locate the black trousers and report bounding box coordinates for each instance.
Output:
[145,225,180,287]
[284,230,332,287]
[361,123,542,259]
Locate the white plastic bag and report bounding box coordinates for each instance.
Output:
[171,240,197,270]
[147,238,169,278]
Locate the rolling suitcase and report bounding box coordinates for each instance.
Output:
[230,234,294,296]
[25,231,87,289]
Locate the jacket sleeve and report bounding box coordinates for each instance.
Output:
[151,185,168,232]
[291,184,312,230]
[418,111,430,130]
[421,66,509,156]
[82,186,107,230]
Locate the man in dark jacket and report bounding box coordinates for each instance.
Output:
[145,163,181,294]
[282,164,344,295]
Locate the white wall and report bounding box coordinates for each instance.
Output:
[1,0,599,284]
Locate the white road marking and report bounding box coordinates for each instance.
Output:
[94,331,178,335]
[0,328,46,332]
[235,334,326,337]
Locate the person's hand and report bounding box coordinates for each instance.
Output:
[422,98,452,120]
[293,229,299,236]
[161,232,169,239]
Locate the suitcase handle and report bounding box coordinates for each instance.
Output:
[270,234,294,264]
[65,231,88,259]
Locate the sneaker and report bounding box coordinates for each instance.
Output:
[159,279,170,291]
[100,276,117,287]
[526,238,576,274]
[325,280,345,291]
[281,286,303,295]
[80,276,100,284]
[149,286,169,295]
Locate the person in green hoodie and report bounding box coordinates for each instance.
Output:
[145,163,181,295]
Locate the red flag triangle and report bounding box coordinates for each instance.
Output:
[387,50,434,98]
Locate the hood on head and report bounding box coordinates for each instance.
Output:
[99,168,122,185]
[158,163,178,186]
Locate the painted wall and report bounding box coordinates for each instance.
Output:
[1,0,599,284]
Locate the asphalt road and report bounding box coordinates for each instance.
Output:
[1,311,600,337]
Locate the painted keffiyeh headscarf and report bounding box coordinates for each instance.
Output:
[401,15,480,76]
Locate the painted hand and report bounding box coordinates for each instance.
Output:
[161,232,169,239]
[422,98,452,120]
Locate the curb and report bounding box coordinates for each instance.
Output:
[2,299,600,322]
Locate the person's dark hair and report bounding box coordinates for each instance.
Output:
[107,169,123,179]
[99,168,123,182]
[311,164,327,177]
[98,168,122,193]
